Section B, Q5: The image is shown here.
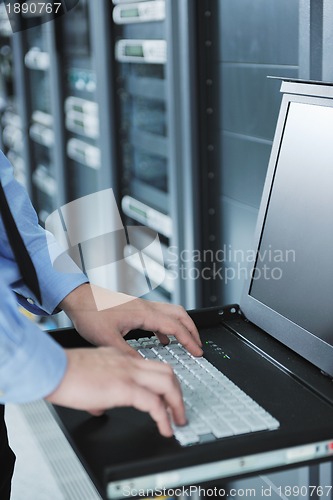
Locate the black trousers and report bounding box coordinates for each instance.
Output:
[0,405,15,499]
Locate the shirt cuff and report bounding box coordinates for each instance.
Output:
[12,240,89,315]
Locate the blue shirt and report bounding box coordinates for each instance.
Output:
[0,150,88,403]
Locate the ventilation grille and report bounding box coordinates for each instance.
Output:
[20,400,102,500]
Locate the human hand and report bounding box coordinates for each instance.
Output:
[60,284,203,358]
[46,346,186,437]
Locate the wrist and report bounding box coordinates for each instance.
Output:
[59,283,94,322]
[59,283,140,322]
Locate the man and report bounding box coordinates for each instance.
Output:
[0,150,202,498]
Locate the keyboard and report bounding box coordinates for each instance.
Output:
[128,336,280,446]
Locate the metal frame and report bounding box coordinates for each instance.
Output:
[299,0,333,81]
[11,30,34,196]
[46,19,67,207]
[89,0,119,199]
[165,0,201,308]
[195,0,220,307]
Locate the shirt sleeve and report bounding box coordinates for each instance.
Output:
[0,281,67,403]
[0,150,88,314]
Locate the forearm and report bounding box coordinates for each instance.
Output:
[60,283,135,314]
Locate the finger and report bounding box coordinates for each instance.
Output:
[176,310,202,347]
[130,386,174,437]
[154,332,169,345]
[154,303,202,348]
[108,335,142,359]
[154,317,203,357]
[134,363,186,426]
[148,304,203,353]
[134,357,176,374]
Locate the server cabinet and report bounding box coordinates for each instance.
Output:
[21,19,59,223]
[56,0,101,202]
[0,3,25,187]
[112,0,201,307]
[0,0,204,307]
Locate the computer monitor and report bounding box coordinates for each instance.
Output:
[241,80,333,377]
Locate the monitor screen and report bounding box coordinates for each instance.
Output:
[249,100,333,349]
[241,86,333,375]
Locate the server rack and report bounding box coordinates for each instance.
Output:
[0,0,204,307]
[53,0,121,293]
[57,0,100,202]
[21,18,59,223]
[1,2,121,294]
[0,3,26,187]
[112,0,201,307]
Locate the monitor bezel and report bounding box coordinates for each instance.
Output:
[240,81,333,378]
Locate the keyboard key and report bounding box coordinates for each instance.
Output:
[172,427,200,446]
[137,348,157,360]
[199,433,216,443]
[241,412,268,432]
[189,421,210,436]
[227,417,252,434]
